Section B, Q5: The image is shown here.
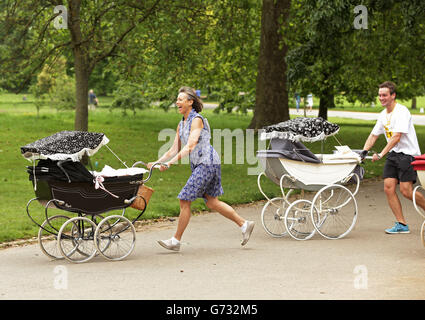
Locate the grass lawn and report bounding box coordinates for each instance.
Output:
[1,92,424,243]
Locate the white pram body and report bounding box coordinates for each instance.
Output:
[257,118,363,240]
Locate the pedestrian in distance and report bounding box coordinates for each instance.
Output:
[88,89,98,110]
[295,93,301,113]
[147,86,255,251]
[306,93,313,112]
[361,81,425,234]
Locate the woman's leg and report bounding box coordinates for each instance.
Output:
[174,199,192,241]
[204,194,244,227]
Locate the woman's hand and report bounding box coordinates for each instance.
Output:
[147,162,156,170]
[159,162,171,172]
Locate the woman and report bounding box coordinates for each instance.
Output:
[148,86,254,251]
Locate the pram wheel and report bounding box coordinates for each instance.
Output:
[94,215,136,261]
[261,197,289,237]
[412,185,425,219]
[284,199,316,240]
[311,184,357,239]
[57,216,98,263]
[38,215,70,260]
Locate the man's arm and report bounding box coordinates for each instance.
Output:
[363,133,379,151]
[364,132,402,162]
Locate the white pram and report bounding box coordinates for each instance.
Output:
[257,117,364,240]
[411,157,425,247]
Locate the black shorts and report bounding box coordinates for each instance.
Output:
[383,151,417,183]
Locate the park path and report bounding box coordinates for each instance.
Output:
[289,108,425,125]
[204,102,425,126]
[0,179,424,300]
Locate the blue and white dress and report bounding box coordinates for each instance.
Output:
[177,109,224,201]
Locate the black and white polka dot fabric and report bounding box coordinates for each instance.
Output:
[261,117,340,142]
[21,131,109,161]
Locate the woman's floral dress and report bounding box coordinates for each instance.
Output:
[177,109,223,201]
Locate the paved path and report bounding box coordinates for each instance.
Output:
[290,108,425,125]
[0,179,424,300]
[204,103,425,125]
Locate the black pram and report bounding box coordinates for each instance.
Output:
[22,131,166,263]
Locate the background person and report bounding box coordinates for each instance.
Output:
[295,93,301,113]
[362,81,425,234]
[306,93,313,112]
[88,89,98,110]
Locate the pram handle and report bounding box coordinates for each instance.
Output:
[132,161,169,183]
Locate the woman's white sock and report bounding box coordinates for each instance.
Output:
[241,221,248,233]
[171,237,180,245]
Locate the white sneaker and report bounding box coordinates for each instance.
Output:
[158,238,181,251]
[241,221,255,246]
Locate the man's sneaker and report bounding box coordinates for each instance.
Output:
[158,238,180,251]
[385,222,410,234]
[241,221,255,246]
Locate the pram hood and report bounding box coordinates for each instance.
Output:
[260,117,340,142]
[21,130,109,162]
[257,138,321,163]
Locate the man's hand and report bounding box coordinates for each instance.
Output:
[372,153,382,162]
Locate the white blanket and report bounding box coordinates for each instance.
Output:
[91,165,148,177]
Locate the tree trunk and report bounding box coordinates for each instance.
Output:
[69,0,90,131]
[411,97,417,110]
[248,0,291,129]
[318,90,335,120]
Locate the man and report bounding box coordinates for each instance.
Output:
[362,81,425,234]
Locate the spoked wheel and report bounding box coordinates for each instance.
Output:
[421,220,425,248]
[94,215,136,261]
[311,184,358,240]
[57,216,98,263]
[261,197,290,237]
[38,215,70,260]
[412,185,425,219]
[284,199,316,240]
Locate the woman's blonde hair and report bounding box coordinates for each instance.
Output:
[179,86,203,112]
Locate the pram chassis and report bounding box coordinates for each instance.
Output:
[26,160,167,263]
[412,173,425,247]
[257,144,361,241]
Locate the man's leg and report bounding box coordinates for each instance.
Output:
[384,177,407,224]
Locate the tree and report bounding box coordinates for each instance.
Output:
[248,0,291,129]
[287,0,356,120]
[0,0,161,131]
[287,0,425,119]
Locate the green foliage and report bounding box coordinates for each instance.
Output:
[51,75,76,110]
[29,56,75,113]
[210,85,255,114]
[286,0,425,108]
[111,82,151,115]
[88,59,120,96]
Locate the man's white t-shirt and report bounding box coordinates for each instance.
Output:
[371,103,421,156]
